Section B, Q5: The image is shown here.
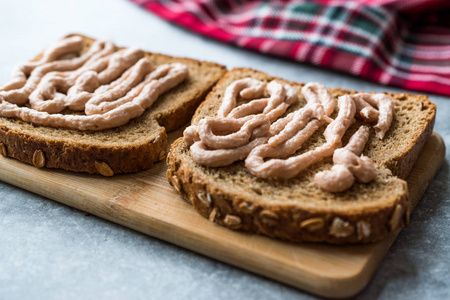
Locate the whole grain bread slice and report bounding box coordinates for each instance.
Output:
[167,68,436,244]
[0,34,227,175]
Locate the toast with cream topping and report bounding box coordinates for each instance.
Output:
[166,68,436,244]
[0,34,226,175]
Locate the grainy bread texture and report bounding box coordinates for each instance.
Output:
[167,68,436,244]
[0,34,227,175]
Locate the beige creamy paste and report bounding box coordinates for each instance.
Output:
[184,78,394,193]
[184,78,297,167]
[0,36,188,130]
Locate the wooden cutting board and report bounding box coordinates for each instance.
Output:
[0,131,445,298]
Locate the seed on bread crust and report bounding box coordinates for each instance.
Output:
[224,214,242,229]
[300,218,325,232]
[32,150,45,168]
[260,210,279,227]
[209,207,218,222]
[397,93,408,100]
[238,201,256,213]
[170,175,181,193]
[330,217,354,238]
[159,150,166,161]
[94,161,114,177]
[356,221,371,240]
[196,190,211,209]
[389,204,403,231]
[0,143,7,156]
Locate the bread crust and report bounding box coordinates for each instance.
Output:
[389,96,435,180]
[0,34,227,175]
[0,122,166,174]
[168,139,409,244]
[166,68,436,244]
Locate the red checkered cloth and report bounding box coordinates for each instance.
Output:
[131,0,450,97]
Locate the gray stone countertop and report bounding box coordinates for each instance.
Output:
[0,0,449,299]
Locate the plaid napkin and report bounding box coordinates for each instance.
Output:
[132,0,450,97]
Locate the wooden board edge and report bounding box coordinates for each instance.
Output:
[0,132,445,299]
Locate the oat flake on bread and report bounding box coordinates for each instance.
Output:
[184,78,394,193]
[0,36,188,131]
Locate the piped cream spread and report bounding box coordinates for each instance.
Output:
[184,78,394,193]
[314,126,377,192]
[183,78,297,167]
[0,36,188,130]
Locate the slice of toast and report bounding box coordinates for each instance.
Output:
[0,34,227,175]
[167,68,436,244]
